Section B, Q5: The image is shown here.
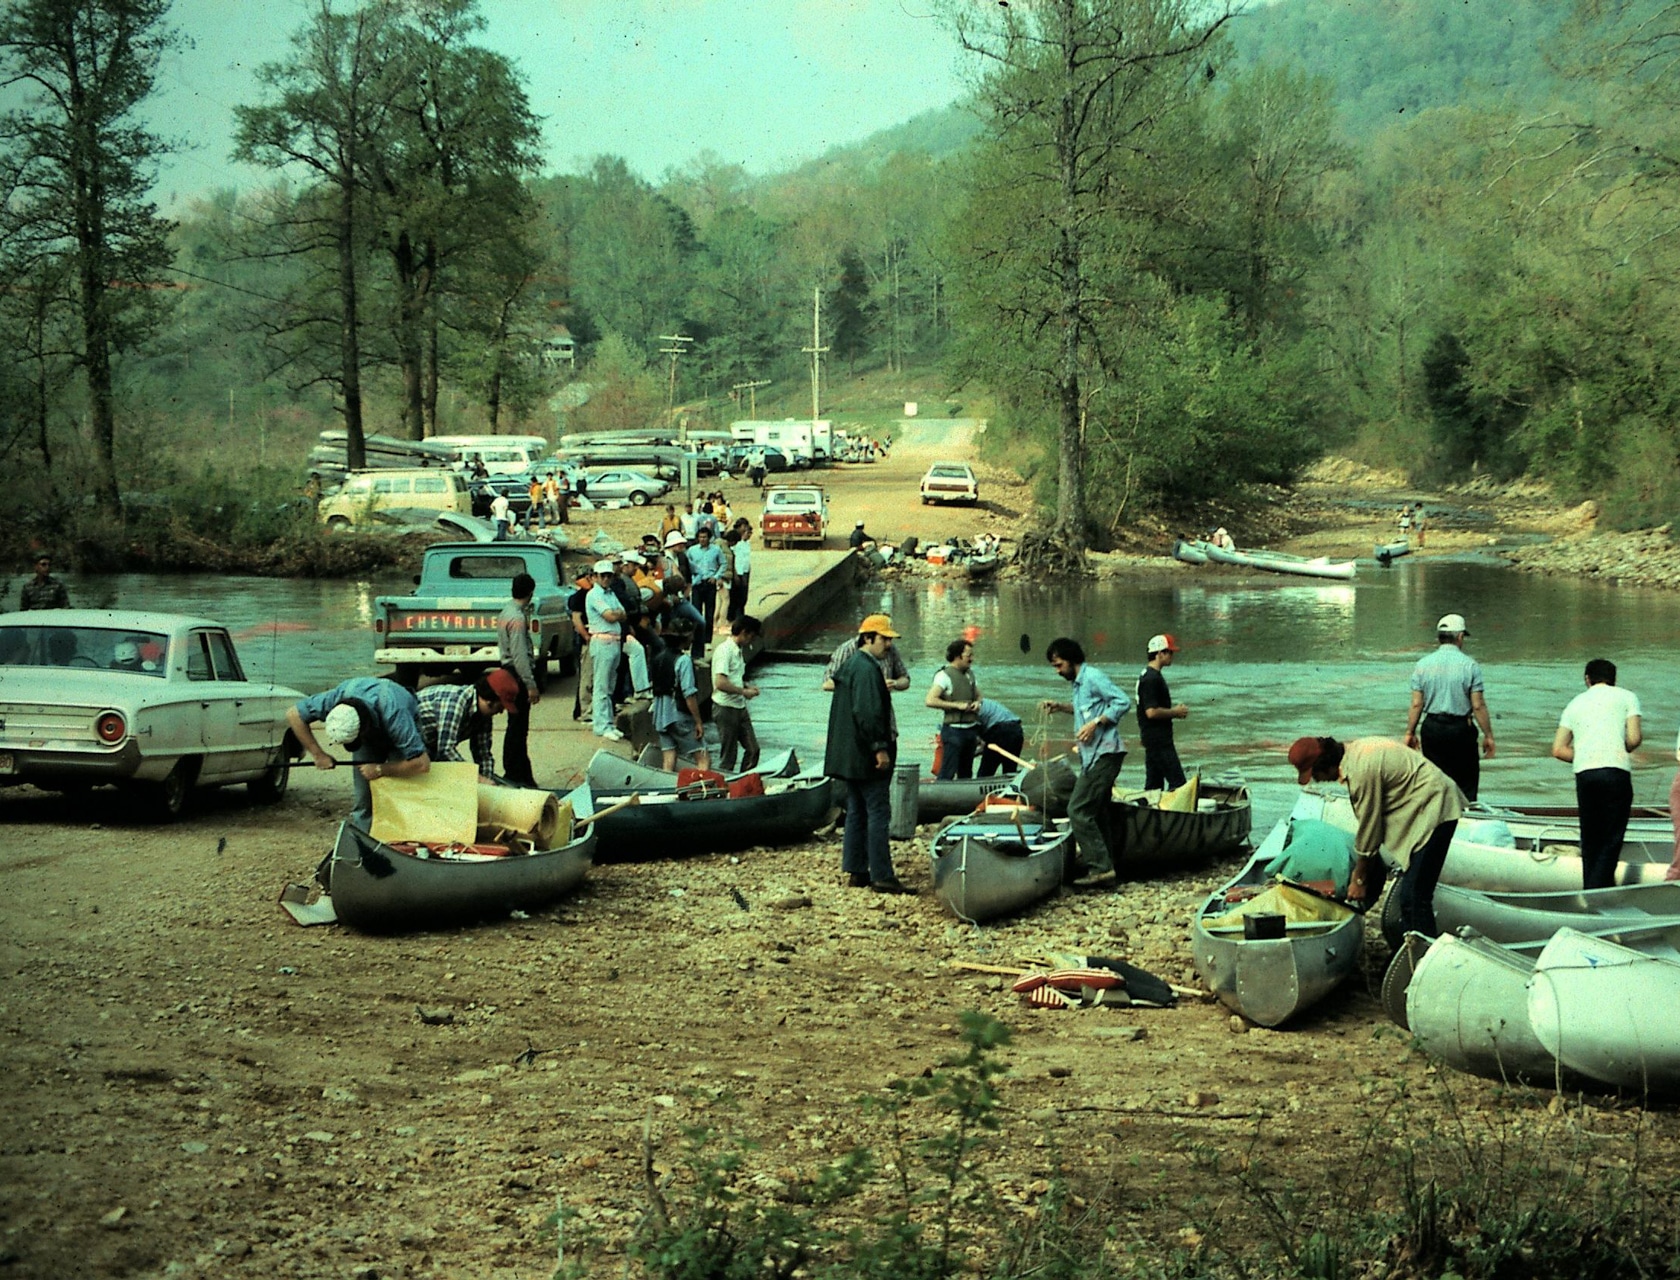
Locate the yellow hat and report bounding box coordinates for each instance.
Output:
[859,612,899,638]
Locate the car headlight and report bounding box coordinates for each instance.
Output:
[96,712,128,744]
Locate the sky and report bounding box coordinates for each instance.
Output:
[139,0,972,212]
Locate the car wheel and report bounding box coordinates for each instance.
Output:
[146,759,197,823]
[248,757,289,804]
[326,515,352,531]
[629,490,650,506]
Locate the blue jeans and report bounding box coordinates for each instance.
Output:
[937,724,980,780]
[1397,819,1457,937]
[590,638,621,734]
[841,775,894,884]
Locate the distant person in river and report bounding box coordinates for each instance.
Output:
[1553,657,1643,890]
[1403,613,1495,802]
[1136,634,1188,791]
[19,554,69,610]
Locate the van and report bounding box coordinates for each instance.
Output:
[320,469,471,529]
[430,435,548,477]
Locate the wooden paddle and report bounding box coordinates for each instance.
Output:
[574,793,642,829]
[985,743,1070,771]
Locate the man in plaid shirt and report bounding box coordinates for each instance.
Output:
[417,670,521,779]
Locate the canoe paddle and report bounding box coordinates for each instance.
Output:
[984,743,1070,772]
[573,793,642,829]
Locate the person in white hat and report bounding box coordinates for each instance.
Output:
[1137,634,1188,790]
[584,558,627,739]
[1403,613,1494,801]
[286,678,431,833]
[660,528,689,581]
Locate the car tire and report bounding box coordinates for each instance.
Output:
[146,759,197,823]
[629,490,650,506]
[249,757,289,804]
[326,515,352,531]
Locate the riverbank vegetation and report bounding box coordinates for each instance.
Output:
[3,0,1678,571]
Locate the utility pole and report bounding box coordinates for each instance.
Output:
[801,286,827,425]
[658,333,693,440]
[732,378,770,418]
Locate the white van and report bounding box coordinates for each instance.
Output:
[430,435,548,477]
[320,469,472,529]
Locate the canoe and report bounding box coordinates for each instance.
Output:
[1202,542,1252,567]
[1529,928,1680,1092]
[581,773,837,858]
[1241,549,1358,581]
[1374,539,1412,565]
[328,784,596,933]
[1172,539,1209,565]
[1191,806,1365,1027]
[1432,880,1680,946]
[929,808,1072,923]
[917,774,1031,822]
[1403,930,1578,1086]
[1306,791,1674,892]
[1111,781,1252,869]
[603,747,800,789]
[965,554,1001,579]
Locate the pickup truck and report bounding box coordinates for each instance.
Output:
[372,543,577,688]
[760,484,829,549]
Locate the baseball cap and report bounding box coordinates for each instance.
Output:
[663,529,687,547]
[854,519,865,527]
[1146,633,1180,655]
[859,612,900,638]
[322,703,363,747]
[593,559,615,574]
[620,551,645,566]
[1436,613,1469,636]
[483,668,521,713]
[1287,736,1324,785]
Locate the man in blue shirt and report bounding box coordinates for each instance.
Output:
[1403,612,1495,801]
[685,525,726,659]
[1041,637,1131,888]
[975,698,1025,777]
[584,558,627,740]
[287,676,431,832]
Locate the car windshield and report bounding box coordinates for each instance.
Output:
[929,465,970,478]
[0,625,170,675]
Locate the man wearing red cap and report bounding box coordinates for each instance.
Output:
[1289,735,1462,937]
[1137,634,1189,791]
[416,671,520,778]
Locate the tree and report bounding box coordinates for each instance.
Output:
[234,0,407,472]
[946,0,1234,555]
[0,0,179,507]
[827,247,873,374]
[565,330,663,437]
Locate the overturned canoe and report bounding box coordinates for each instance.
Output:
[1374,539,1412,564]
[1242,549,1358,581]
[1529,928,1680,1093]
[1172,539,1209,565]
[930,809,1072,924]
[581,773,837,858]
[328,784,596,933]
[1192,807,1364,1027]
[1112,781,1252,871]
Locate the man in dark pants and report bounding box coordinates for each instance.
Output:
[975,698,1024,776]
[926,638,982,780]
[1291,735,1463,938]
[497,572,541,787]
[1136,633,1188,791]
[1553,657,1643,889]
[826,617,912,895]
[1403,612,1495,801]
[1041,637,1131,890]
[685,525,725,659]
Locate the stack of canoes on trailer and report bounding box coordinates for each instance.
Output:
[1111,778,1252,870]
[1192,797,1364,1027]
[327,782,598,933]
[1394,879,1680,1092]
[929,805,1073,924]
[1172,539,1357,580]
[579,750,837,857]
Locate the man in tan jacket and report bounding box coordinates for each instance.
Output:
[1289,735,1464,938]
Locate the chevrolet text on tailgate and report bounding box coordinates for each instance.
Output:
[373,543,576,686]
[760,485,829,549]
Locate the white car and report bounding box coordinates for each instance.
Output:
[920,461,980,505]
[0,610,304,820]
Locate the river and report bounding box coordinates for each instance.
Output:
[52,557,1680,838]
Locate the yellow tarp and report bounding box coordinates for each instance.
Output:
[369,762,480,845]
[1158,775,1200,812]
[1203,882,1355,933]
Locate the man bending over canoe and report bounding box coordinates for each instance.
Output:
[288,677,432,832]
[1289,735,1463,938]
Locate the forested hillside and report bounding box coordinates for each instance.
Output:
[3,0,1678,560]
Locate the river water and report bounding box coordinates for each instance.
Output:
[55,557,1680,838]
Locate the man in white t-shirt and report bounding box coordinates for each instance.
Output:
[1552,657,1643,889]
[711,613,762,771]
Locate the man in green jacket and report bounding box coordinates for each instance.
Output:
[825,614,912,895]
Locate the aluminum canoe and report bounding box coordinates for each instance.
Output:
[328,784,596,933]
[1112,781,1252,870]
[580,773,837,858]
[1172,539,1209,565]
[1432,880,1680,946]
[929,809,1071,923]
[1240,549,1358,581]
[1529,928,1680,1093]
[1191,806,1364,1028]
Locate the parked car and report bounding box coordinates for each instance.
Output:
[0,610,304,820]
[581,469,670,506]
[920,461,980,506]
[320,468,472,529]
